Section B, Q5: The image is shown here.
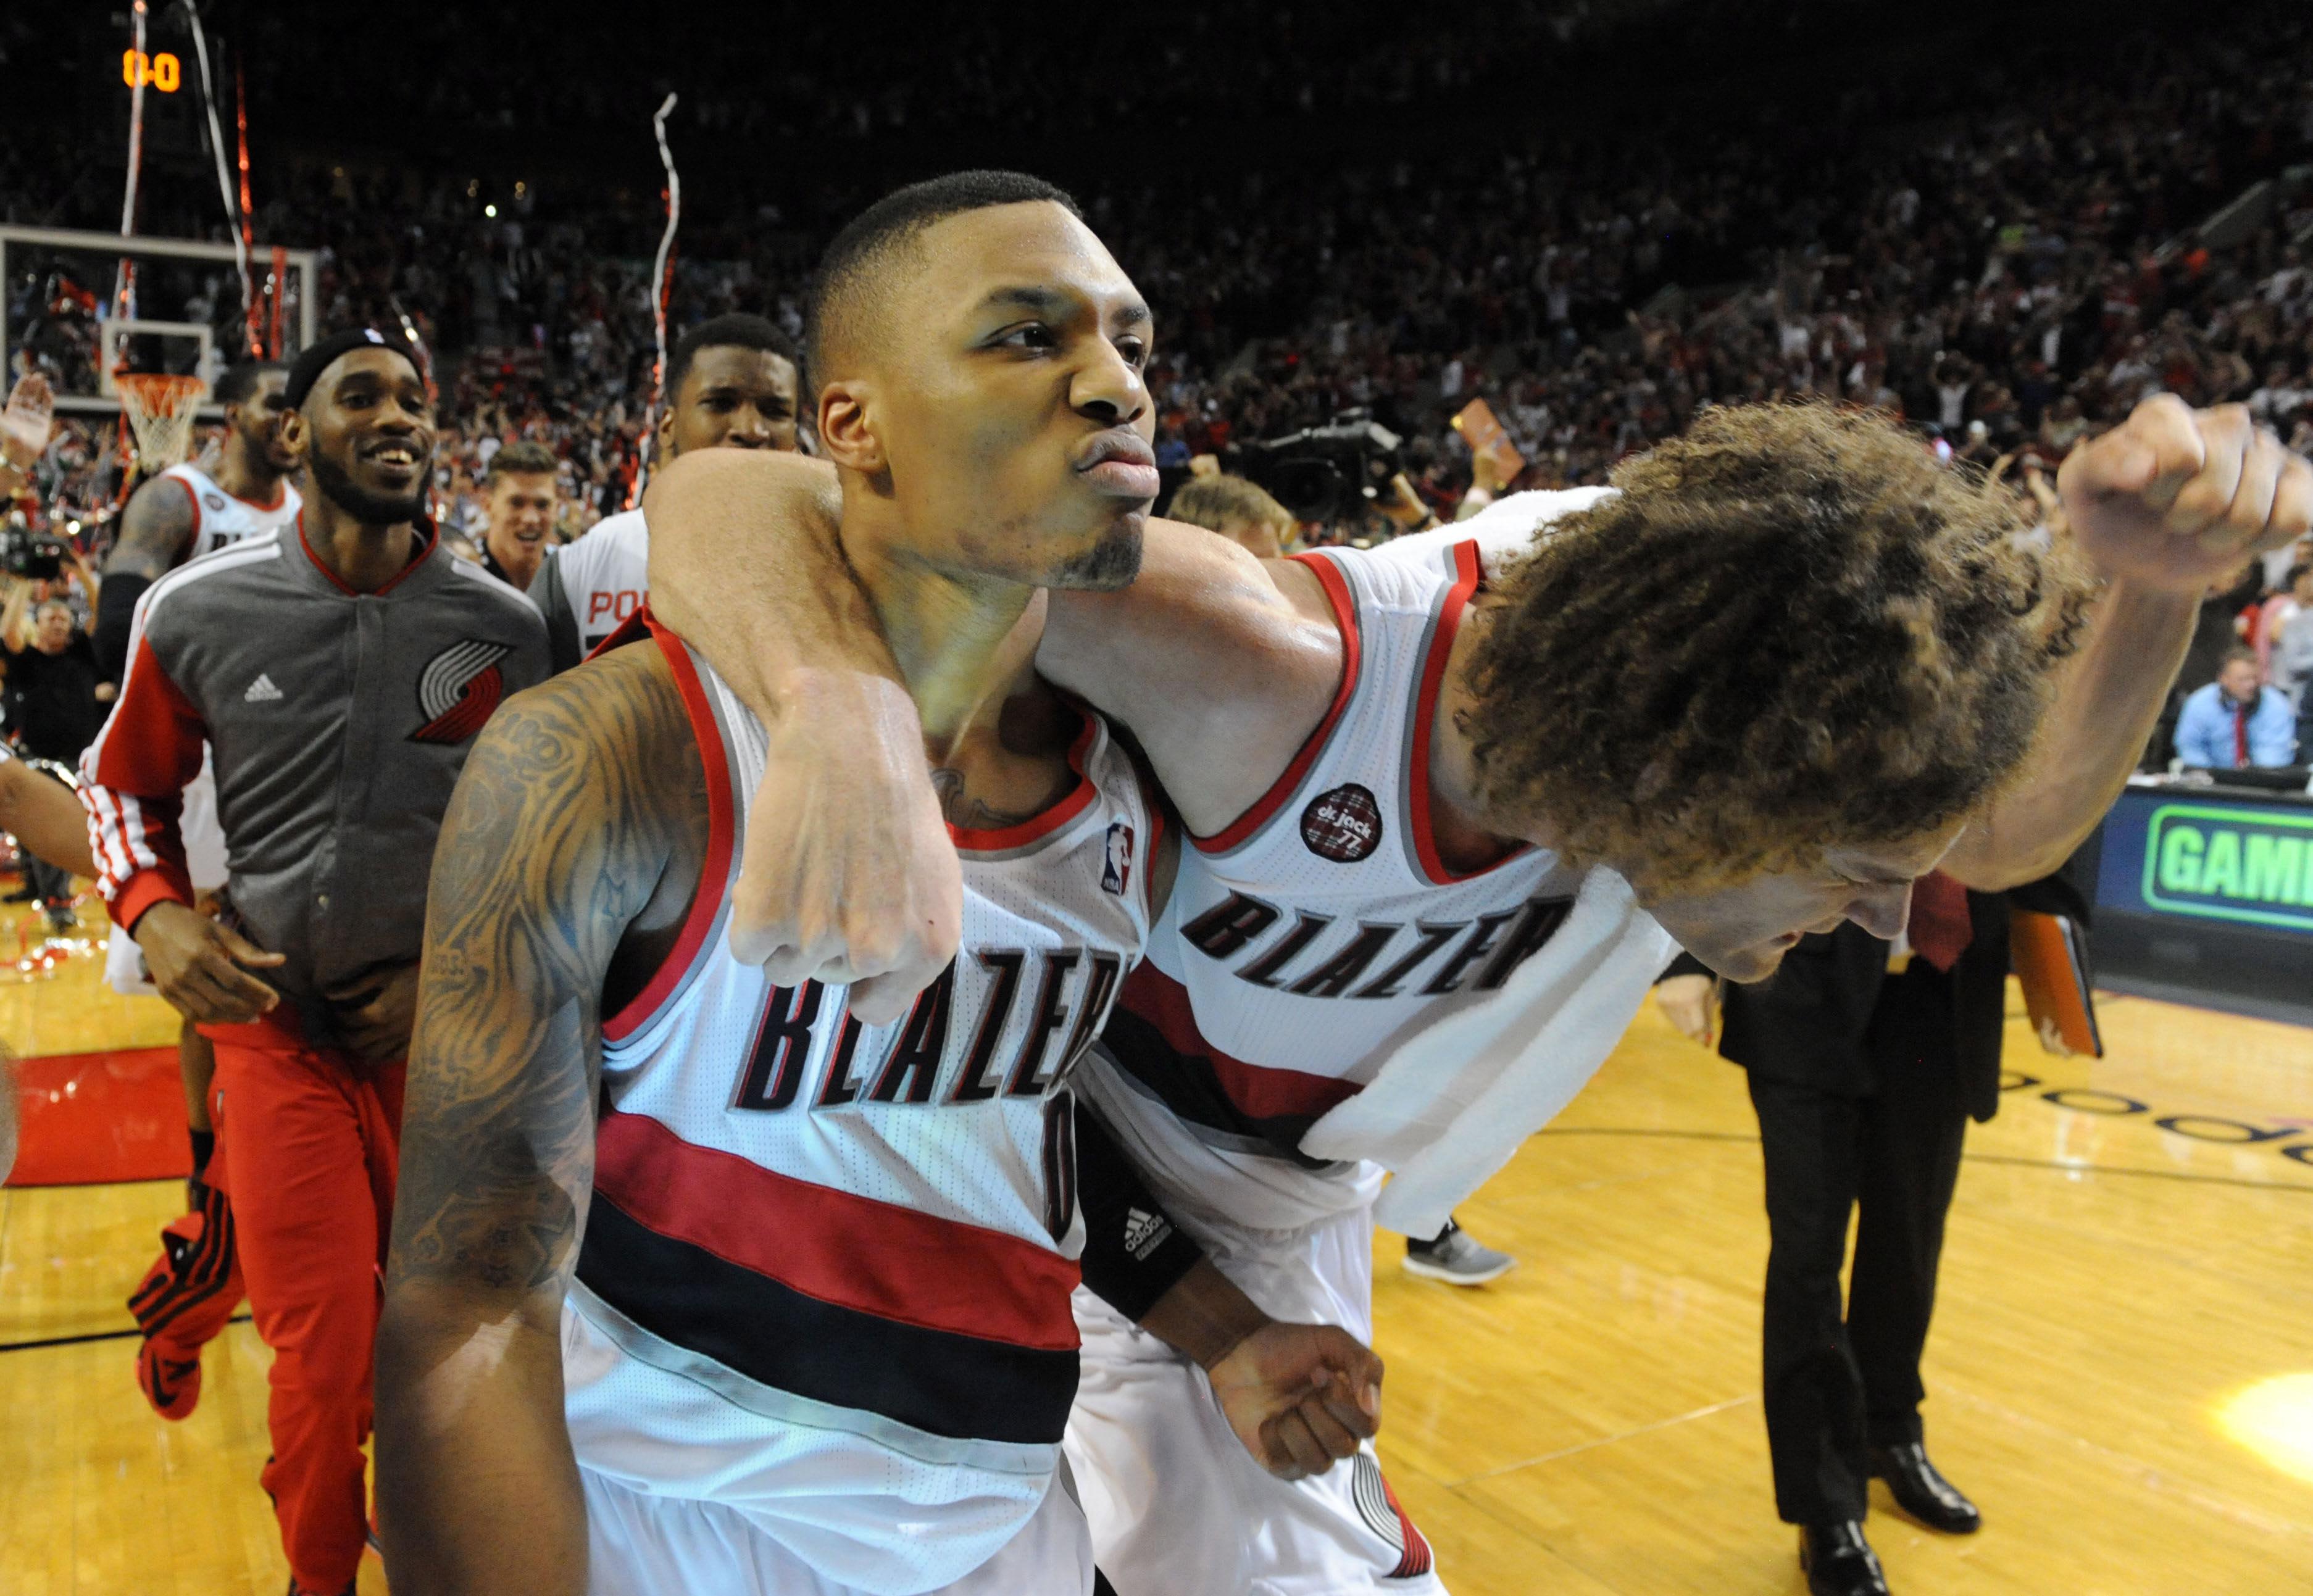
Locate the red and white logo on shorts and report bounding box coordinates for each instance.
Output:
[411,639,512,744]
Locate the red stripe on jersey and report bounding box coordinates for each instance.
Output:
[593,1107,1082,1351]
[81,632,207,923]
[295,510,438,597]
[587,607,652,662]
[949,712,1099,853]
[1119,962,1361,1121]
[1192,551,1361,855]
[602,616,736,1043]
[1407,541,1528,886]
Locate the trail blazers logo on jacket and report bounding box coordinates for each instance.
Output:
[411,639,512,744]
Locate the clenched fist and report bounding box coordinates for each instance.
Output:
[1207,1319,1385,1481]
[728,670,962,1025]
[2059,395,2313,592]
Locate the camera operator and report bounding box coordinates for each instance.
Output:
[2,565,110,930]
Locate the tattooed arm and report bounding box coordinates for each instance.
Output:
[375,641,708,1596]
[96,472,196,679]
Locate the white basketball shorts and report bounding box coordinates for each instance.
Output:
[1064,1199,1447,1595]
[580,1460,1098,1596]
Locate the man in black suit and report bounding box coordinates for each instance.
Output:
[1659,870,2088,1596]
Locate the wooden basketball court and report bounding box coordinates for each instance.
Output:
[4,899,2308,1594]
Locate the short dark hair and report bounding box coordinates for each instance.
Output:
[485,439,559,481]
[804,170,1082,396]
[2220,645,2260,671]
[665,314,797,402]
[214,361,286,409]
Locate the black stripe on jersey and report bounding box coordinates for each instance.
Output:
[1096,1004,1335,1168]
[575,1195,1081,1446]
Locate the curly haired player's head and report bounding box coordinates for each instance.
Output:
[1460,402,2093,966]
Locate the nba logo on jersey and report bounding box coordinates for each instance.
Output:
[1102,820,1134,896]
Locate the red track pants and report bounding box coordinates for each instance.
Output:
[205,1019,404,1595]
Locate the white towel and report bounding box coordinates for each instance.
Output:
[1299,867,1680,1239]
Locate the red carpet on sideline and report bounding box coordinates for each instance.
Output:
[6,1047,190,1186]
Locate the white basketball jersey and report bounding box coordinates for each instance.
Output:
[563,624,1157,1595]
[548,507,651,658]
[1080,534,1595,1232]
[157,462,301,559]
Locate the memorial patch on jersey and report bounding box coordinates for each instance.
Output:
[410,638,513,744]
[202,492,226,512]
[1301,783,1383,863]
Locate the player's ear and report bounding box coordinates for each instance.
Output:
[277,406,307,456]
[656,404,677,454]
[816,380,886,477]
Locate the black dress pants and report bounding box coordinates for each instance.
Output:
[1746,960,1969,1525]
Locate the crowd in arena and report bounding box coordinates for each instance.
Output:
[4,0,2313,534]
[4,0,2312,717]
[4,6,2312,1595]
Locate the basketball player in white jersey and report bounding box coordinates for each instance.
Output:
[98,359,302,1417]
[528,313,801,673]
[378,173,1383,1596]
[644,392,2308,1593]
[101,360,302,665]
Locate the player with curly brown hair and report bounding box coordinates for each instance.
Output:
[1459,401,2097,909]
[640,389,2305,1594]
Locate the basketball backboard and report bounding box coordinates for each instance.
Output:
[0,225,317,421]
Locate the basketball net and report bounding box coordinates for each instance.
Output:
[117,373,205,478]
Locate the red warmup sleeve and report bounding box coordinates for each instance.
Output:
[77,623,208,931]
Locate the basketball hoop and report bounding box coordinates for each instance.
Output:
[116,372,205,476]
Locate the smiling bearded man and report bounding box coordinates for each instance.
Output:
[81,326,549,1596]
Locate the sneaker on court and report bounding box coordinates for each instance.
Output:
[1402,1220,1515,1286]
[135,1337,202,1421]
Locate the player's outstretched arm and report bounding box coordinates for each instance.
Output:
[0,759,98,881]
[97,472,196,678]
[1031,516,1346,836]
[644,447,958,1023]
[646,450,1341,996]
[1944,397,2313,889]
[377,650,701,1596]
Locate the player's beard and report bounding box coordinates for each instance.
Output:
[309,447,430,526]
[1049,515,1143,591]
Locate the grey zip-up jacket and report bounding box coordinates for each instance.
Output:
[80,518,549,1045]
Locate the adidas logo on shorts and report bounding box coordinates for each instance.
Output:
[244,673,283,703]
[1123,1206,1171,1260]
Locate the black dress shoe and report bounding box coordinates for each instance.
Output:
[1871,1442,1982,1534]
[1799,1521,1890,1596]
